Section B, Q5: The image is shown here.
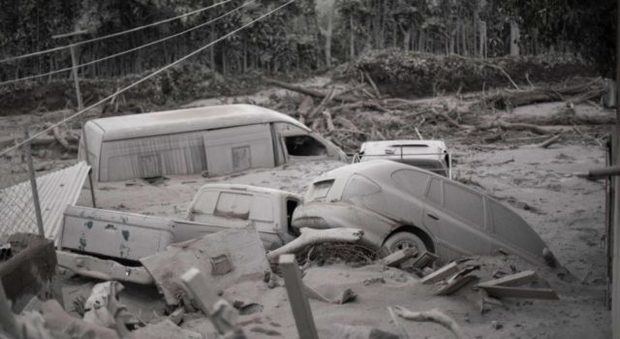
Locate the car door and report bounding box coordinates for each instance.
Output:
[422,178,493,257]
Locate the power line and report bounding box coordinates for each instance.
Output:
[0,0,236,64]
[0,0,256,86]
[0,0,296,158]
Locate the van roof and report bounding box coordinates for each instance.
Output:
[88,104,308,141]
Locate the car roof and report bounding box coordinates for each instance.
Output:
[88,104,308,141]
[314,160,473,193]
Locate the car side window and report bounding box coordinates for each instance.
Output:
[391,169,430,197]
[443,182,484,227]
[427,178,442,205]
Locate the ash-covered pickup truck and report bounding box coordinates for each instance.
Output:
[58,184,302,262]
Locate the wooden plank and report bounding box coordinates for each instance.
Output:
[381,248,417,267]
[477,270,537,288]
[279,254,319,339]
[434,274,478,296]
[420,262,459,285]
[412,251,438,269]
[480,285,559,300]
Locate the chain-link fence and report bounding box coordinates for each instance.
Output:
[0,130,45,241]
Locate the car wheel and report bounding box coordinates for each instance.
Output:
[382,231,427,255]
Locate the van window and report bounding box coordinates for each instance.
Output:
[444,182,483,226]
[427,179,442,205]
[285,136,327,156]
[391,169,429,197]
[214,192,252,219]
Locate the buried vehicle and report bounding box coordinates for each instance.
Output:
[291,160,556,266]
[79,104,346,183]
[357,140,451,178]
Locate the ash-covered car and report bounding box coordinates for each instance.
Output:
[291,160,556,266]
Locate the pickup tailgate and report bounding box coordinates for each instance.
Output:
[60,205,174,261]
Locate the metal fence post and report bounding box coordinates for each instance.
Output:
[24,129,45,237]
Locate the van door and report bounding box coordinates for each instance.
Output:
[203,124,275,176]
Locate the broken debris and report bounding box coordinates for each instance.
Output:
[57,250,154,285]
[141,226,269,306]
[477,270,559,300]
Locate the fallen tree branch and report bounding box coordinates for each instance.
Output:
[322,110,335,132]
[390,306,463,339]
[266,228,364,261]
[538,134,562,148]
[264,78,356,103]
[52,126,78,152]
[308,87,336,120]
[478,120,551,135]
[426,108,462,128]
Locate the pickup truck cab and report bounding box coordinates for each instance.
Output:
[186,184,303,250]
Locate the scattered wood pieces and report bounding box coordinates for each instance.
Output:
[479,289,504,314]
[479,286,559,300]
[391,306,463,339]
[411,251,438,269]
[381,248,418,267]
[434,266,480,296]
[477,270,559,300]
[477,270,537,288]
[421,262,460,285]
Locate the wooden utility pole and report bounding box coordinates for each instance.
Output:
[613,0,620,336]
[52,30,88,110]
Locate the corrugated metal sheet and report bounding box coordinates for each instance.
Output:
[0,162,91,240]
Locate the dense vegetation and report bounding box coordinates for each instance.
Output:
[0,0,614,83]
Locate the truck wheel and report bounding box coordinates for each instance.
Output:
[382,231,427,256]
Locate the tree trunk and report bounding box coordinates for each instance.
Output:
[403,27,411,51]
[510,20,521,56]
[349,14,355,59]
[479,21,488,58]
[325,12,333,68]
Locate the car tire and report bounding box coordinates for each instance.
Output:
[382,231,427,256]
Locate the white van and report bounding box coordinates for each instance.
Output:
[79,104,346,182]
